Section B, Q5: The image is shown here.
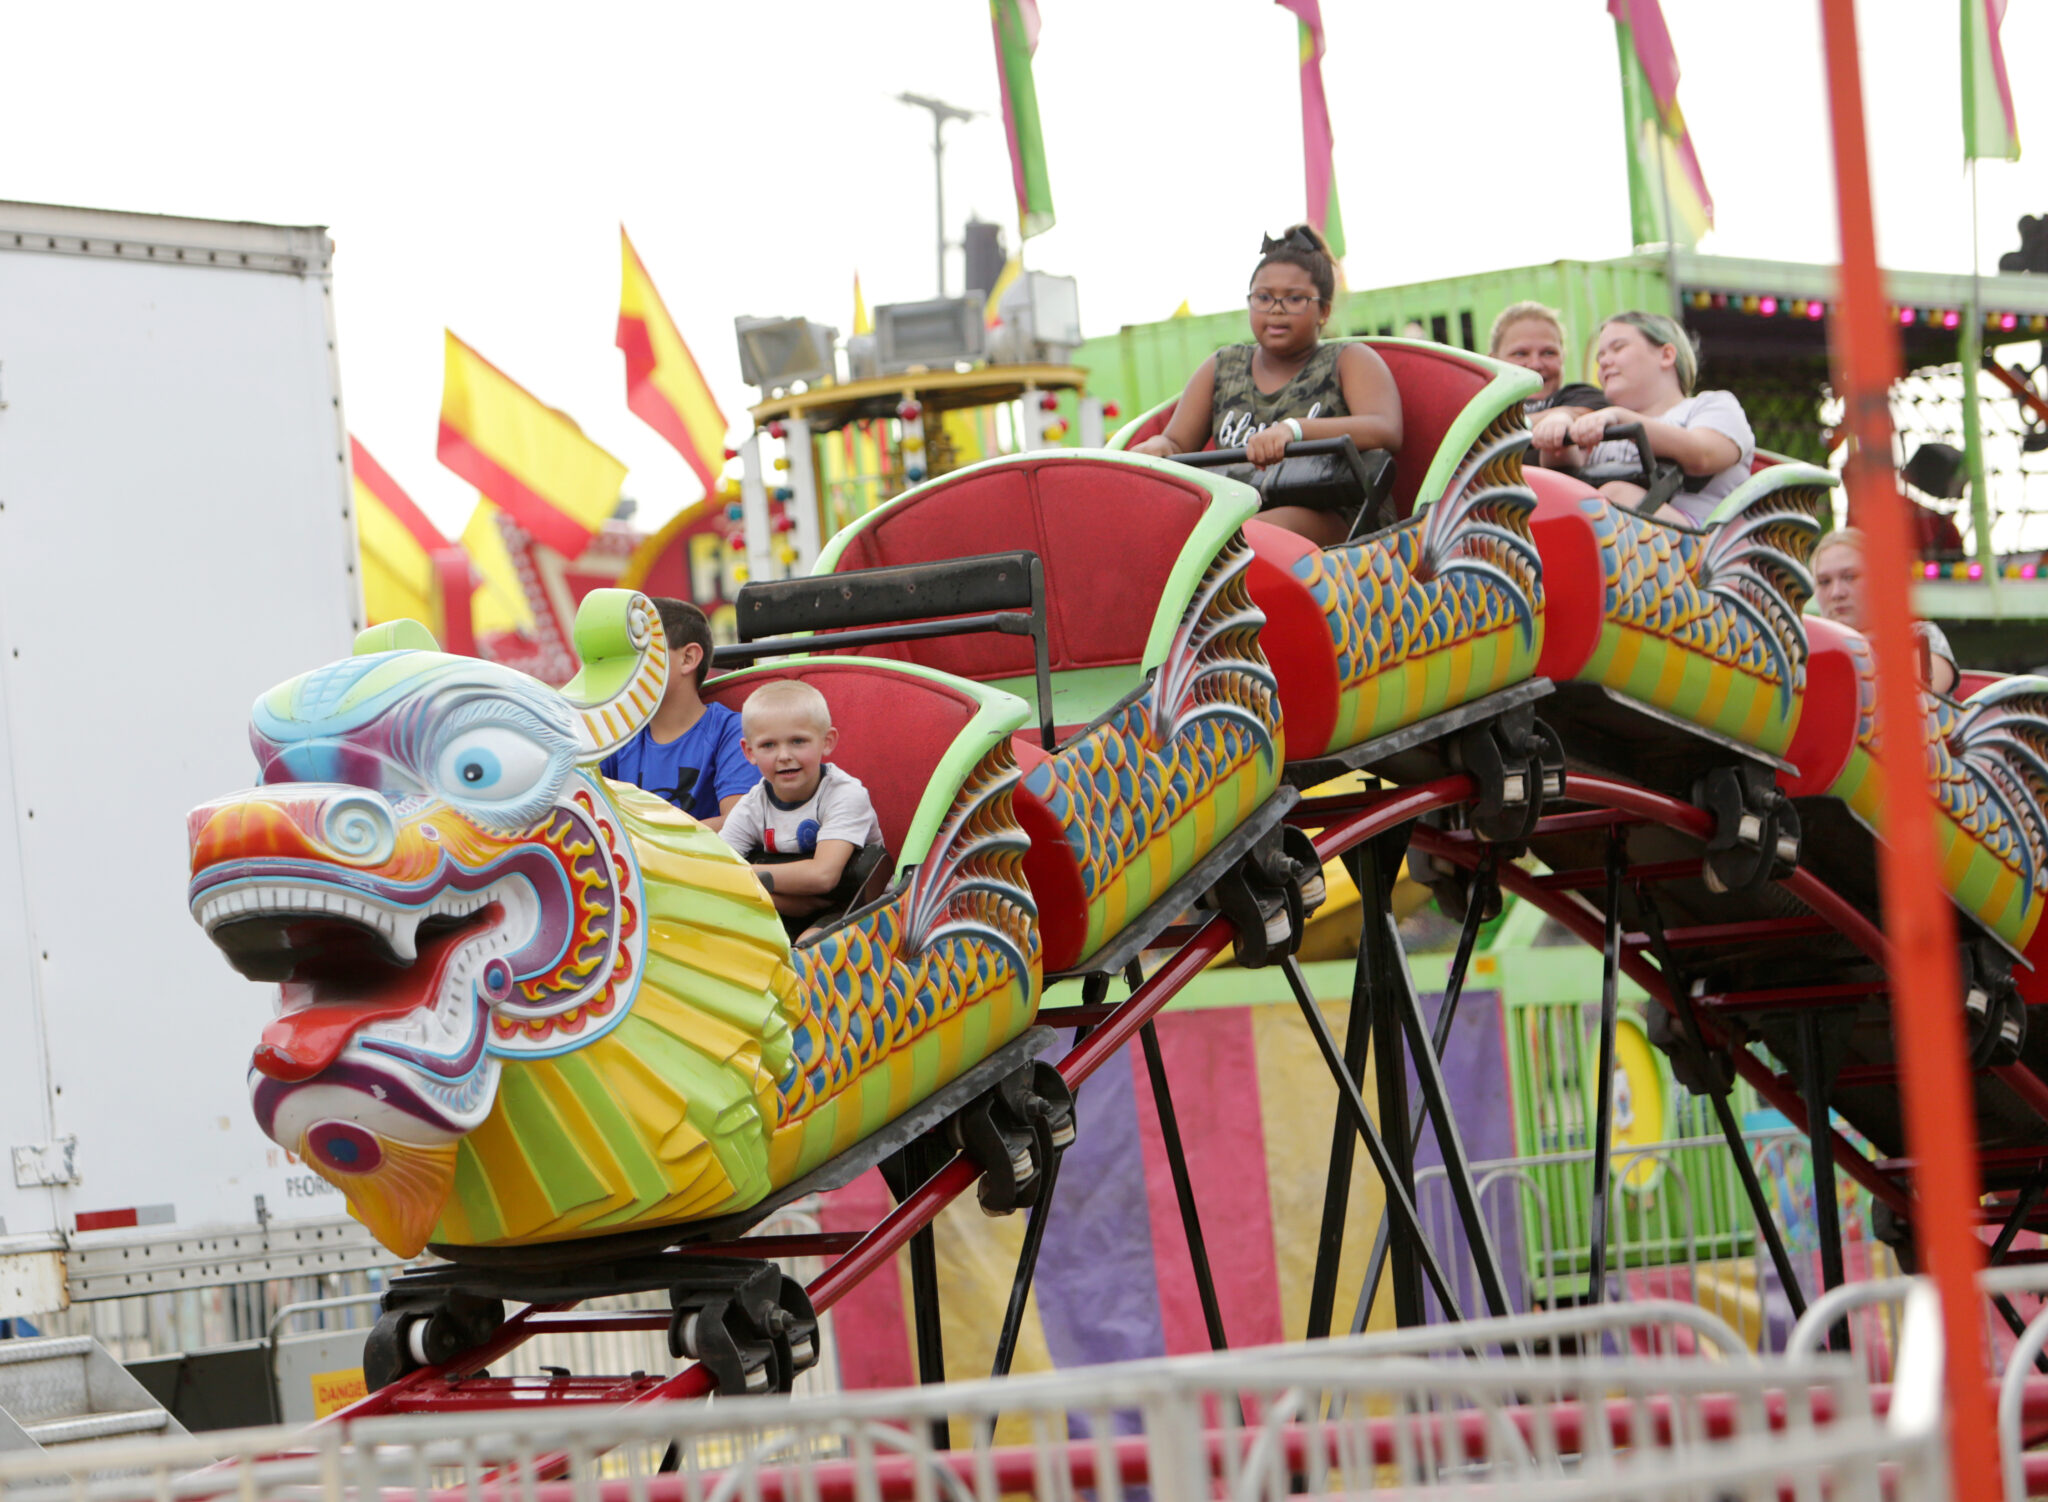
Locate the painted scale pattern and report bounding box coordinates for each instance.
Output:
[1826,633,2048,948]
[771,740,1040,1184]
[1291,415,1544,753]
[1021,535,1284,963]
[439,743,1040,1246]
[1577,478,1826,755]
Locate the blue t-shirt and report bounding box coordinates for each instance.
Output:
[599,702,758,822]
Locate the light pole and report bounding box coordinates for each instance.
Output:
[896,91,979,298]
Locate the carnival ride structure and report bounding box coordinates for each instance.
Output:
[182,333,2048,1430]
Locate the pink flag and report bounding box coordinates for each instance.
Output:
[1275,0,1345,258]
[1607,0,1714,240]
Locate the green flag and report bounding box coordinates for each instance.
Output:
[991,0,1055,240]
[1962,0,2020,162]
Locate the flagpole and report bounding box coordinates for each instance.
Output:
[1653,129,1685,326]
[1962,158,1995,577]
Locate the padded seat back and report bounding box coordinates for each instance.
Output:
[822,457,1212,682]
[703,660,982,862]
[1356,341,1503,520]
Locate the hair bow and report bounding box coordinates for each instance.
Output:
[1260,227,1322,255]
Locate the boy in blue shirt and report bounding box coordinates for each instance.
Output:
[600,598,757,829]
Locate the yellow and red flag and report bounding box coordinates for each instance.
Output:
[459,499,539,640]
[438,331,627,558]
[617,229,728,494]
[352,436,476,655]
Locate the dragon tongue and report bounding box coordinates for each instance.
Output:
[251,905,500,1082]
[255,994,426,1081]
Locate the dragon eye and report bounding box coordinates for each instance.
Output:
[435,727,550,803]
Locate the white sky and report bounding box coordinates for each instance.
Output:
[4,0,2041,537]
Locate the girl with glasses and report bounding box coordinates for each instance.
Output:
[1130,224,1402,545]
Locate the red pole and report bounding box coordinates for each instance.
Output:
[1815,0,1997,1495]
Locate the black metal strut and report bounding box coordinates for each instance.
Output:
[1305,824,1408,1338]
[1585,828,1626,1306]
[1354,850,1501,1333]
[1280,950,1468,1327]
[1636,890,1810,1322]
[1797,1008,1851,1353]
[1139,1015,1231,1351]
[879,1136,951,1448]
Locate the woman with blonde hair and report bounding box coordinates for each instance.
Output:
[1530,310,1755,526]
[1487,301,1601,414]
[1811,526,1958,693]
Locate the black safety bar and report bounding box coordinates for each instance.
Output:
[1579,422,1688,516]
[1171,437,1396,539]
[712,551,1058,753]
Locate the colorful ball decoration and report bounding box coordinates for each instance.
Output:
[1043,420,1069,442]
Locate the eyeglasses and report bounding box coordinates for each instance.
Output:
[1248,291,1321,312]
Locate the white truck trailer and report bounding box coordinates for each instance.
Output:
[0,200,399,1320]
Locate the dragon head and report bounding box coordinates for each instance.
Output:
[187,593,667,1255]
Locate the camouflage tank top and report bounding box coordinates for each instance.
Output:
[1209,342,1349,448]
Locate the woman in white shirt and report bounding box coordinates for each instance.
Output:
[1529,310,1755,527]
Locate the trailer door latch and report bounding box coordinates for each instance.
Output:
[12,1137,80,1188]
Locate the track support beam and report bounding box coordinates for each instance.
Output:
[1281,951,1466,1328]
[1585,829,1626,1306]
[1139,1018,1230,1351]
[1354,851,1508,1333]
[1796,1009,1852,1352]
[879,1137,951,1448]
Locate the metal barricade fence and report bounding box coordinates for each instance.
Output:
[20,1204,840,1422]
[1785,1267,2048,1500]
[0,1301,1941,1502]
[1418,1132,1899,1351]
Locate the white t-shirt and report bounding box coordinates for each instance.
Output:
[718,764,883,861]
[1584,390,1756,525]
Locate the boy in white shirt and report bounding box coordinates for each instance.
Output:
[719,679,884,933]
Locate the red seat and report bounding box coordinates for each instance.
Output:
[1364,342,1495,520]
[822,456,1212,685]
[702,660,981,863]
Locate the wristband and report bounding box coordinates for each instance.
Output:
[757,870,776,893]
[1282,418,1304,442]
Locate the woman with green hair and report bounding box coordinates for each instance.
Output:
[1529,310,1754,525]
